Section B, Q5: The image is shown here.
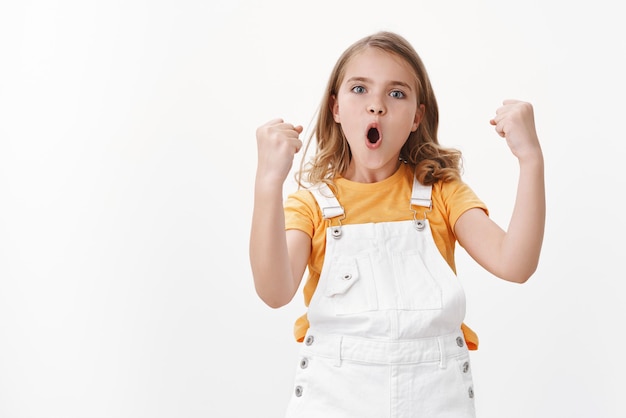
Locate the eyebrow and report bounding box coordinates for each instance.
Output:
[345,76,413,91]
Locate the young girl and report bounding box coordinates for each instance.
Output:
[250,31,545,418]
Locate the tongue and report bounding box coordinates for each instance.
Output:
[367,127,380,143]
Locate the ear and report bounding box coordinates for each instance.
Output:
[412,104,425,132]
[330,95,340,123]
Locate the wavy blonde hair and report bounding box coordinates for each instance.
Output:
[297,31,462,187]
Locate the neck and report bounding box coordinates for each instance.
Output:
[343,159,402,183]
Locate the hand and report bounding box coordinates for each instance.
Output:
[255,118,304,184]
[490,100,541,162]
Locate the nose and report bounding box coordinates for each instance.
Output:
[368,101,385,115]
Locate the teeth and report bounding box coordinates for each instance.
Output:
[367,127,380,143]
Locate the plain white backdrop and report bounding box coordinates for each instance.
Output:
[1,0,624,417]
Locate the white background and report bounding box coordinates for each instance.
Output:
[1,0,624,417]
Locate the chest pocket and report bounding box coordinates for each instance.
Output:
[323,256,378,315]
[391,250,443,311]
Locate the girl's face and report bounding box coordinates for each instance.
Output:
[331,47,424,183]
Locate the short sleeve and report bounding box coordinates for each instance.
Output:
[439,180,489,233]
[284,189,320,238]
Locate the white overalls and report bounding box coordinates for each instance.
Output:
[285,177,476,418]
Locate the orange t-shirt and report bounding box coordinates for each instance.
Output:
[284,164,487,350]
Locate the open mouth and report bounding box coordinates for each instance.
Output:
[367,124,381,144]
[367,126,381,144]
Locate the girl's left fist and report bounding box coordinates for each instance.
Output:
[490,100,541,161]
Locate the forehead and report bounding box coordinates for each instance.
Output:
[341,47,416,85]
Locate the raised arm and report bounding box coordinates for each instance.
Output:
[455,100,545,283]
[249,119,311,307]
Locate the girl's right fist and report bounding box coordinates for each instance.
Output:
[255,118,303,183]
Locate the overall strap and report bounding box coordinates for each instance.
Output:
[410,177,432,208]
[309,183,345,220]
[410,177,432,231]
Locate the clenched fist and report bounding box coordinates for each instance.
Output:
[255,118,304,185]
[490,100,542,163]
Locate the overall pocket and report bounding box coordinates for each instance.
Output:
[390,250,443,311]
[323,255,378,315]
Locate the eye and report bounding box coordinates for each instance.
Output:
[351,85,366,94]
[390,90,405,99]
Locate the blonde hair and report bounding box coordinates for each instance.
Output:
[297,31,462,187]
